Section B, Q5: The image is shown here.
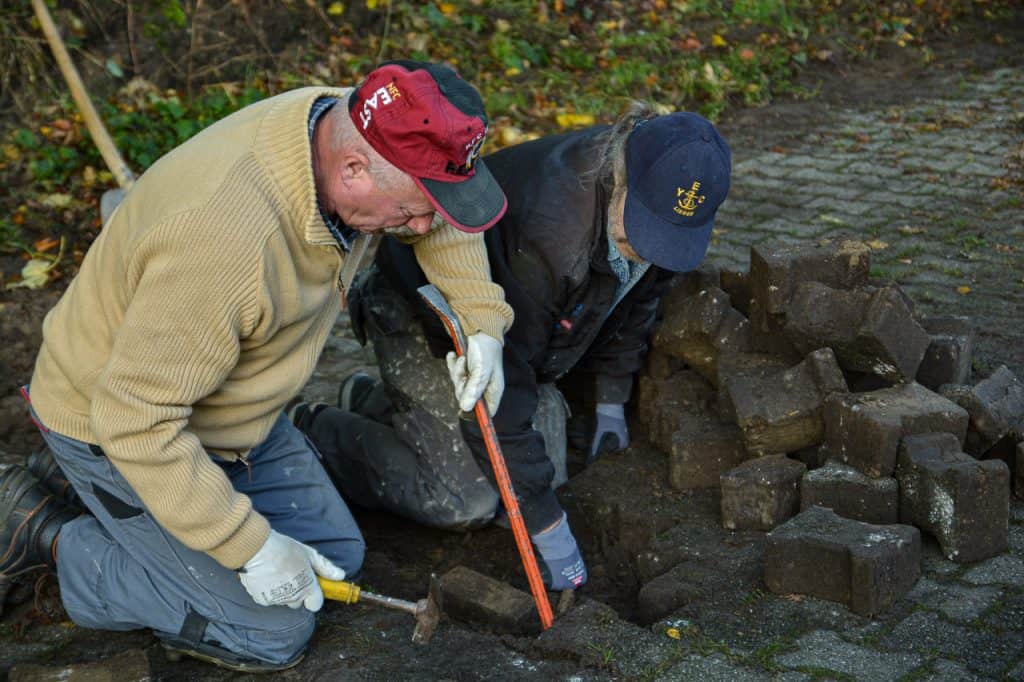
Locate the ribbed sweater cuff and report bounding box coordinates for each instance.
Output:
[206,511,271,569]
[463,308,512,341]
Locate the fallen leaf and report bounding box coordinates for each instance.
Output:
[739,48,755,61]
[5,259,54,290]
[819,214,847,226]
[556,113,595,128]
[438,2,456,15]
[42,193,73,209]
[782,594,804,602]
[34,237,60,252]
[897,225,926,235]
[956,285,971,295]
[327,2,344,15]
[681,37,702,52]
[867,239,889,250]
[711,34,727,47]
[666,627,681,640]
[500,126,527,146]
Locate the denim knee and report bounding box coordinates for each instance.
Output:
[319,536,366,581]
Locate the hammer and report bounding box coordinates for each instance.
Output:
[319,575,443,644]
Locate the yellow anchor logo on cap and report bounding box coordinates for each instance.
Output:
[674,181,705,216]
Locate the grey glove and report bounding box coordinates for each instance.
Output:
[588,402,629,464]
[531,513,587,590]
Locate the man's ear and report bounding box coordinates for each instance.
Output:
[340,150,373,192]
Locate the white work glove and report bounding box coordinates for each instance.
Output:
[446,332,505,415]
[238,529,346,612]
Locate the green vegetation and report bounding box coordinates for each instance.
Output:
[0,0,1015,276]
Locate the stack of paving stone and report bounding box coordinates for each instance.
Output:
[638,237,1024,616]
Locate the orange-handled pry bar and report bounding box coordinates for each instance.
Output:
[417,285,554,631]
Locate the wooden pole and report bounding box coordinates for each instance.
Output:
[31,0,135,190]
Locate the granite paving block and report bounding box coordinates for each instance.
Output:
[924,659,982,682]
[637,371,716,452]
[785,282,929,381]
[915,315,975,390]
[898,433,1009,562]
[942,365,1024,456]
[800,461,899,524]
[534,599,677,678]
[654,654,775,682]
[824,382,969,477]
[904,576,1003,622]
[877,609,1024,678]
[775,630,922,681]
[719,267,752,318]
[669,417,750,490]
[653,286,751,383]
[440,566,537,633]
[961,554,1024,586]
[716,352,791,422]
[765,506,920,616]
[721,455,806,531]
[749,239,871,317]
[728,348,848,455]
[1018,442,1024,499]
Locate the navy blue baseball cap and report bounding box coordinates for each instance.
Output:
[623,112,731,272]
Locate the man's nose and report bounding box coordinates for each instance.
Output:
[407,214,434,234]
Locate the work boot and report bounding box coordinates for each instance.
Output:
[0,465,79,616]
[26,447,82,510]
[337,371,378,413]
[285,397,328,433]
[160,636,305,673]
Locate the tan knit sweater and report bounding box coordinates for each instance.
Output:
[30,87,512,569]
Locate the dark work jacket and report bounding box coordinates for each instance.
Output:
[372,126,675,533]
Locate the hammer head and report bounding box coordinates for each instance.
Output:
[411,575,443,645]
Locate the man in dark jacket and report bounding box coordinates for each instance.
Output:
[292,104,731,590]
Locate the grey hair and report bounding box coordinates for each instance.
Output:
[591,101,657,194]
[329,107,415,193]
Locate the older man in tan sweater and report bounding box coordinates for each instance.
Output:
[0,61,512,672]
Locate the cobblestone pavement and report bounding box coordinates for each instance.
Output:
[714,65,1024,378]
[644,503,1024,681]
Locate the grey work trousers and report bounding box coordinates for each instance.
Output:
[33,406,364,666]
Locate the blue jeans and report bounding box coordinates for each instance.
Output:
[33,406,364,665]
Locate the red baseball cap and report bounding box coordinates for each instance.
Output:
[348,60,507,233]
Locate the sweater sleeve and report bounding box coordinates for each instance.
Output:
[89,222,270,570]
[404,224,513,341]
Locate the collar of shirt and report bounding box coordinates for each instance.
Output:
[308,97,358,252]
[605,224,651,314]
